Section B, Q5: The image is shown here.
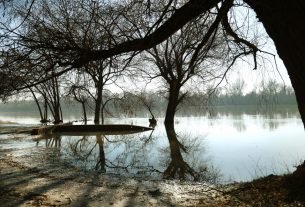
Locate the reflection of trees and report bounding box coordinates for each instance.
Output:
[232,120,247,132]
[35,129,221,183]
[163,124,199,181]
[262,120,280,131]
[95,135,106,172]
[36,134,61,148]
[206,106,299,132]
[208,105,300,120]
[161,124,221,183]
[104,133,159,175]
[63,132,160,175]
[67,135,105,172]
[70,136,96,159]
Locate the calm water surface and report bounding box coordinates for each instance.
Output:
[1,106,305,183]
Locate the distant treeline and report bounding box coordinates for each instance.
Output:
[0,82,297,119]
[206,79,296,106]
[211,88,297,106]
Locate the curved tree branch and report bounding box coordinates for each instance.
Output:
[71,0,222,68]
[221,9,259,69]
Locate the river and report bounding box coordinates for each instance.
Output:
[0,105,304,183]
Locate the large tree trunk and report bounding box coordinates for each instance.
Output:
[164,81,181,125]
[94,98,101,124]
[101,101,106,125]
[53,105,62,124]
[245,0,305,128]
[245,0,305,198]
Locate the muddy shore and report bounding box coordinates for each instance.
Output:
[0,155,242,206]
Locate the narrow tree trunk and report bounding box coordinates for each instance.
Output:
[245,0,305,128]
[81,102,87,124]
[59,104,63,122]
[94,90,102,125]
[100,98,114,125]
[29,87,44,121]
[44,99,48,121]
[164,81,181,125]
[101,102,105,125]
[45,97,55,121]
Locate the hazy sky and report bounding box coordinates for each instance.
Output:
[218,5,291,93]
[227,51,290,93]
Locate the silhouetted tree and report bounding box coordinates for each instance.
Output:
[1,0,304,127]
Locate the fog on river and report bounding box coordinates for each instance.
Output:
[0,105,305,183]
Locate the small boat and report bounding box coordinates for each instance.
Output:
[31,124,153,136]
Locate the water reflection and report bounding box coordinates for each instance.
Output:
[96,135,106,172]
[162,124,221,182]
[1,105,303,183]
[33,126,219,182]
[206,113,295,132]
[205,105,300,120]
[35,131,161,177]
[36,134,61,148]
[163,124,199,180]
[262,120,281,131]
[232,119,247,132]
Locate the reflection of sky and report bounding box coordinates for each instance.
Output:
[1,111,305,183]
[172,115,305,182]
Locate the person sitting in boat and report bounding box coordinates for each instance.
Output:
[149,117,157,128]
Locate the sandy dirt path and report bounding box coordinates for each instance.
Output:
[0,153,245,207]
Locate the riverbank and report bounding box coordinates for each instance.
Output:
[1,153,304,207]
[0,155,240,207]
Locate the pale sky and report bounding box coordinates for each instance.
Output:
[227,52,290,93]
[218,4,292,94]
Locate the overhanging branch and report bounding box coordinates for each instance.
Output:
[222,10,259,69]
[72,0,222,68]
[189,0,234,74]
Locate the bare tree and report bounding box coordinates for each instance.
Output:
[83,58,125,124]
[34,75,63,124]
[27,86,49,123]
[258,79,280,108]
[141,96,157,127]
[1,0,305,191]
[141,9,233,126]
[68,84,90,124]
[1,0,303,128]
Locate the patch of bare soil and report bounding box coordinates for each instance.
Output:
[223,174,305,207]
[0,153,245,207]
[2,155,305,207]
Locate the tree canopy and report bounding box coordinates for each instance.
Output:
[0,0,305,127]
